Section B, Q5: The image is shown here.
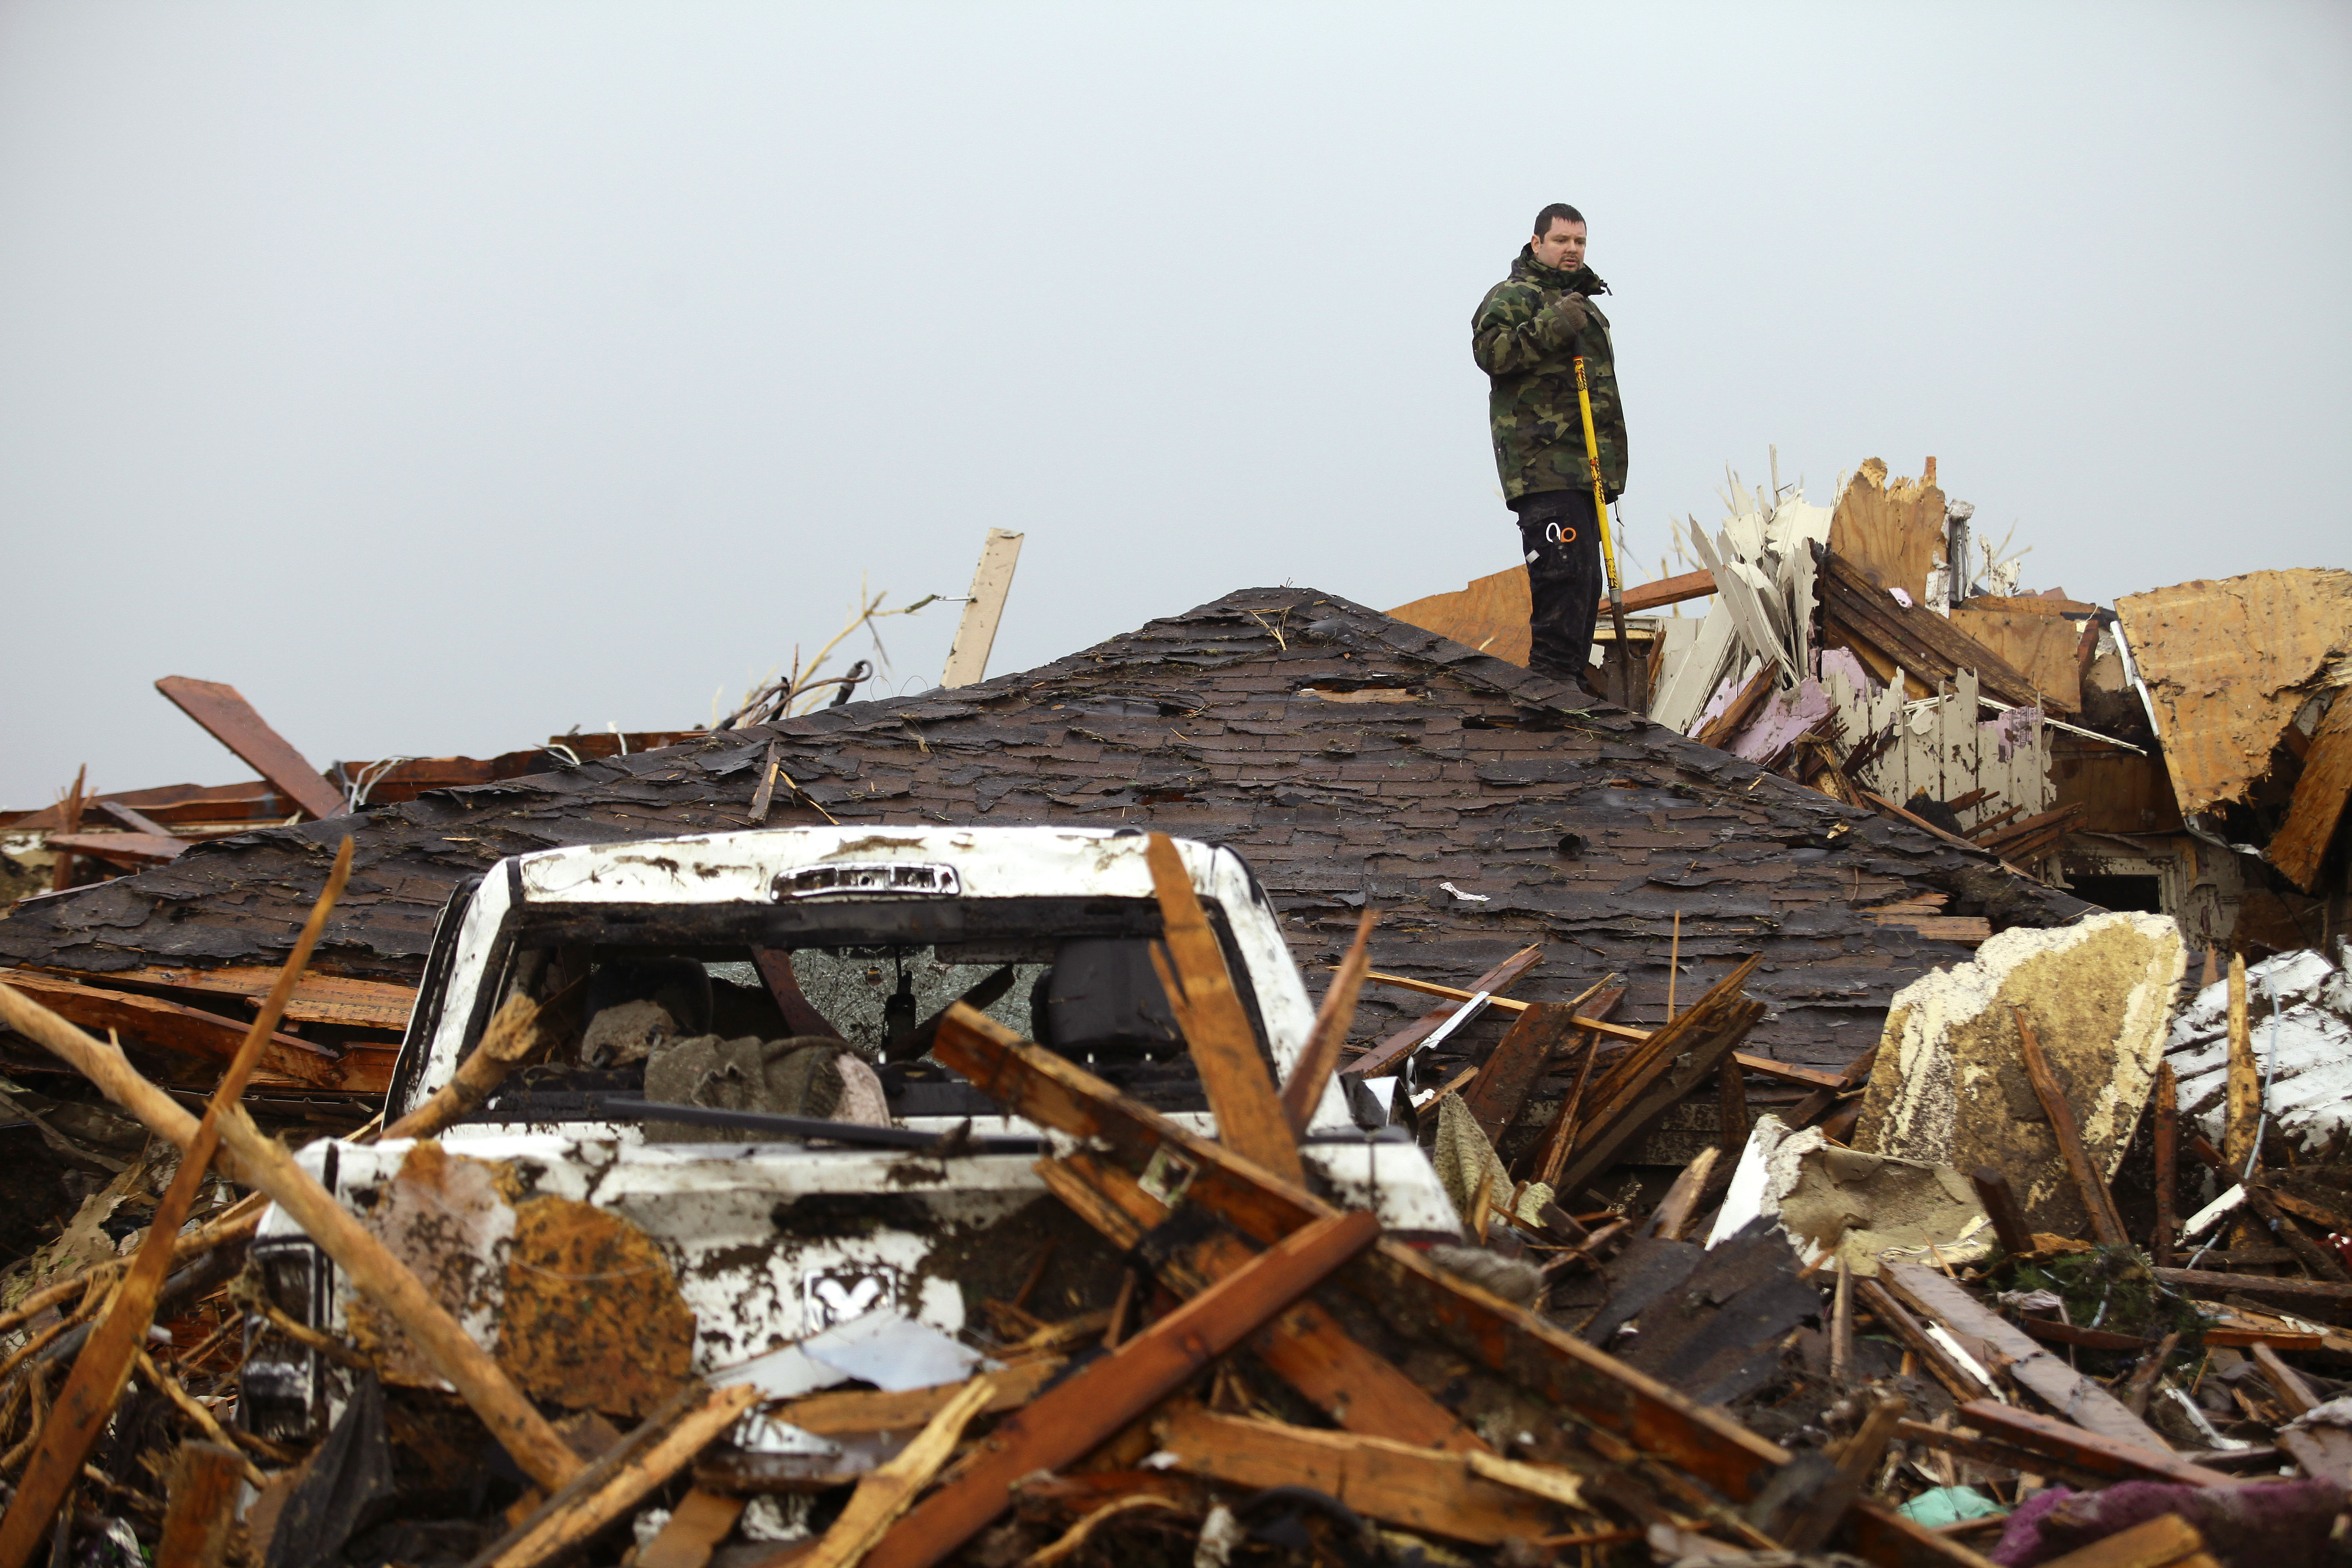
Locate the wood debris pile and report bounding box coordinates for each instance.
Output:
[0,835,2345,1568]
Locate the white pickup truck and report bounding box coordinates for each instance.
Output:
[242,826,1459,1440]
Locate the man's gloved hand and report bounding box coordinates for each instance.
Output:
[1538,291,1590,347]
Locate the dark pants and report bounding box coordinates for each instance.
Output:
[1511,489,1606,687]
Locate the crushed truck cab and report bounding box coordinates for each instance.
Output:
[243,826,1457,1440]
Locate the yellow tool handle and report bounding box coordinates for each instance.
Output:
[1571,356,1623,598]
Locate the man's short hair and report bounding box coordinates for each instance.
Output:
[1532,203,1586,237]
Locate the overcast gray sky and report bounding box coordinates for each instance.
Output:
[4,2,2347,807]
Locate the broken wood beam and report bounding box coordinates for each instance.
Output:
[797,1376,995,1568]
[2269,693,2352,893]
[857,1209,1381,1568]
[2151,1267,2352,1307]
[0,981,586,1498]
[469,1381,761,1568]
[1952,1401,2234,1488]
[381,993,549,1140]
[1780,1393,1905,1553]
[1345,945,1544,1080]
[1461,1001,1581,1147]
[153,1442,243,1568]
[2153,1063,2179,1267]
[1553,956,1766,1199]
[1610,567,1717,616]
[2223,952,2256,1179]
[1147,1404,1565,1545]
[154,676,344,820]
[49,766,85,892]
[1144,834,1302,1182]
[43,831,183,867]
[2012,1008,2131,1248]
[0,971,388,1094]
[1281,907,1374,1135]
[1969,1167,2035,1258]
[931,1003,1789,1504]
[1527,985,1621,1187]
[1881,1263,2178,1453]
[1036,1150,1484,1451]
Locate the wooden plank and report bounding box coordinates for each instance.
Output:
[1842,1495,2007,1568]
[2032,1514,2209,1568]
[1881,1264,2180,1454]
[930,1004,1790,1504]
[34,965,415,1031]
[2153,1063,2179,1267]
[2224,954,2256,1178]
[153,676,343,820]
[1828,457,1947,611]
[1527,986,1622,1188]
[0,972,391,1094]
[1281,908,1373,1134]
[1143,834,1300,1182]
[1818,551,2061,713]
[797,1378,995,1568]
[44,831,183,867]
[2151,1268,2352,1306]
[1782,1394,1906,1552]
[939,527,1024,687]
[87,798,181,840]
[1037,1150,1485,1452]
[1969,1168,2034,1258]
[858,1210,1380,1568]
[2270,694,2352,892]
[1149,1405,1559,1545]
[467,1383,760,1568]
[155,1442,245,1568]
[1345,945,1544,1080]
[636,1489,744,1568]
[1951,1402,2234,1489]
[1461,1003,1579,1146]
[1553,956,1765,1199]
[2013,1008,2130,1248]
[768,1359,1063,1436]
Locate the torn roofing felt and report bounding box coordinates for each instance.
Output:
[0,587,2089,1076]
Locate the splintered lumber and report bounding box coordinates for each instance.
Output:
[0,841,351,1567]
[471,1381,761,1568]
[44,831,183,867]
[1281,907,1374,1134]
[769,1359,1063,1436]
[1037,1150,1483,1451]
[2013,1009,2130,1248]
[2154,1063,2180,1266]
[2033,1514,2212,1568]
[0,983,584,1497]
[1952,1402,2233,1488]
[1528,985,1622,1187]
[2224,953,2256,1177]
[1970,1168,2034,1258]
[154,676,344,820]
[1149,1405,1562,1545]
[1781,1394,1906,1553]
[857,1210,1380,1568]
[2151,1268,2352,1307]
[0,971,387,1093]
[1816,549,2057,712]
[798,1377,995,1568]
[636,1491,746,1568]
[1346,945,1544,1080]
[381,994,547,1140]
[1843,1496,2008,1568]
[1461,1001,1581,1147]
[2249,1342,2319,1418]
[1882,1264,2180,1455]
[2271,694,2352,892]
[154,1442,244,1568]
[1143,834,1301,1181]
[1553,956,1766,1198]
[46,964,417,1030]
[931,1004,1789,1504]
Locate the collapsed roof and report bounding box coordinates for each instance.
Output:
[0,585,2088,1079]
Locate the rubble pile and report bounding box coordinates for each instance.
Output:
[0,453,2345,1566]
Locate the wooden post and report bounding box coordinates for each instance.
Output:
[939,528,1024,688]
[2011,1008,2129,1248]
[154,1443,243,1568]
[1281,909,1374,1135]
[1969,1167,2035,1259]
[1143,835,1301,1182]
[2152,1064,2179,1267]
[2223,953,2257,1178]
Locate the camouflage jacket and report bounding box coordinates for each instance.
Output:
[1472,247,1626,503]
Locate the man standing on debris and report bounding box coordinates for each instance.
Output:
[1473,203,1626,694]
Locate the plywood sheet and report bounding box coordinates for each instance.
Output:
[2115,568,2352,817]
[1388,566,1532,666]
[1827,457,1947,606]
[1948,610,2088,712]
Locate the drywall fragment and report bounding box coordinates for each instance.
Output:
[1704,1114,1986,1276]
[1852,912,2186,1240]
